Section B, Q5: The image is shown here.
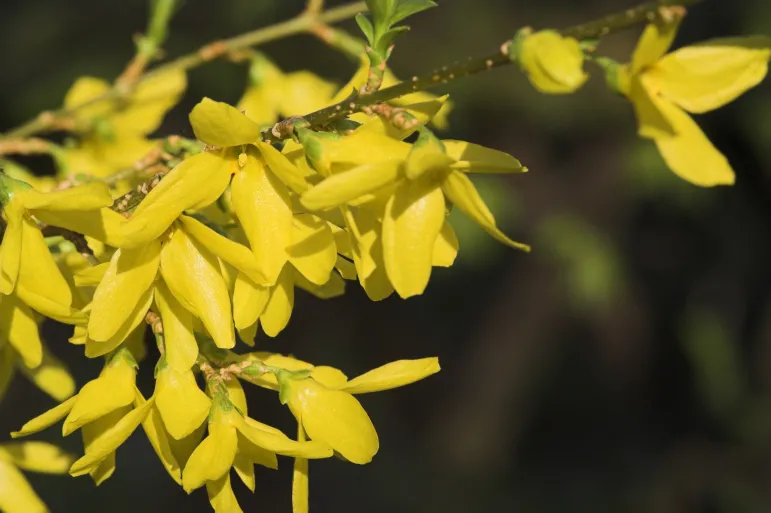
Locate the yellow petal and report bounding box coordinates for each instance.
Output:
[179,215,267,286]
[63,359,136,436]
[654,36,771,113]
[155,280,199,372]
[189,97,262,147]
[629,73,678,139]
[206,472,244,513]
[294,270,346,299]
[441,171,530,252]
[255,140,315,194]
[182,411,238,492]
[156,366,211,440]
[443,140,525,174]
[0,458,47,513]
[64,76,112,121]
[300,161,402,211]
[236,437,276,472]
[343,208,394,301]
[278,70,338,116]
[0,296,43,368]
[112,69,187,136]
[89,242,160,341]
[160,227,235,349]
[343,358,440,394]
[0,200,24,294]
[288,214,337,286]
[432,220,458,268]
[33,208,128,248]
[137,392,183,485]
[121,152,233,248]
[70,398,153,476]
[231,154,292,284]
[18,215,72,312]
[84,288,154,358]
[653,99,735,186]
[20,181,113,211]
[382,177,445,298]
[231,450,262,491]
[260,265,294,337]
[0,345,14,403]
[0,441,73,474]
[310,366,348,388]
[287,379,378,464]
[292,425,309,513]
[335,256,357,280]
[631,18,682,73]
[73,263,108,288]
[232,272,270,330]
[11,396,77,438]
[18,343,76,401]
[226,378,248,415]
[237,416,332,459]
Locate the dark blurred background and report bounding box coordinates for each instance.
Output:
[1,0,771,512]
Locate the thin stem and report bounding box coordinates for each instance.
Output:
[3,1,367,139]
[262,0,705,142]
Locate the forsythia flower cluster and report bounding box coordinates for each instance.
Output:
[0,51,525,513]
[1,11,769,512]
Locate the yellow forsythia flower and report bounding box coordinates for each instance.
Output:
[300,127,529,298]
[276,357,440,513]
[12,349,153,485]
[516,30,588,94]
[181,388,332,495]
[0,441,74,513]
[0,176,117,324]
[619,20,771,186]
[85,214,264,357]
[62,70,187,177]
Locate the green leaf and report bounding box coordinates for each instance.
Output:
[391,0,437,25]
[366,0,397,35]
[355,13,375,44]
[376,25,410,54]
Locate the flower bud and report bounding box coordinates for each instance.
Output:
[515,29,588,94]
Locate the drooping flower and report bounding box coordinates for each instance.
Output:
[269,356,440,513]
[181,379,333,500]
[618,20,771,186]
[84,213,266,357]
[11,349,154,485]
[299,127,529,298]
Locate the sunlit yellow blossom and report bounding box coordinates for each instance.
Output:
[11,350,151,484]
[62,70,187,177]
[300,128,528,298]
[516,30,588,94]
[182,389,332,495]
[619,21,770,186]
[84,213,267,356]
[0,441,74,513]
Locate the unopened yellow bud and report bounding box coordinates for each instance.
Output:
[516,29,588,94]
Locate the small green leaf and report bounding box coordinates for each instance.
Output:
[391,0,437,25]
[376,25,410,54]
[355,13,375,45]
[366,0,397,35]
